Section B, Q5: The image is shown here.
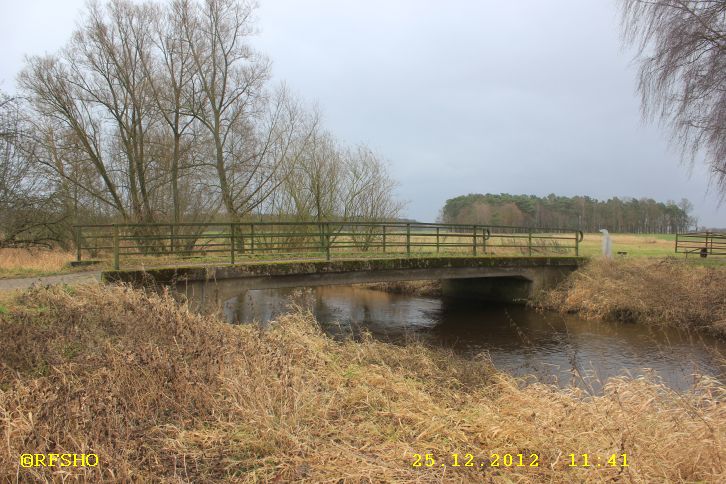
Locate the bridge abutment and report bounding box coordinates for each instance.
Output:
[441,277,532,303]
[440,266,573,303]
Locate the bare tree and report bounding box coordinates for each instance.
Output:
[182,0,271,219]
[619,0,726,195]
[339,145,403,222]
[144,0,200,224]
[19,0,167,222]
[279,128,340,222]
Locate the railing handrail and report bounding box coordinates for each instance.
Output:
[73,220,584,270]
[72,221,581,232]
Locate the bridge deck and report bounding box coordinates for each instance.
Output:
[102,256,585,288]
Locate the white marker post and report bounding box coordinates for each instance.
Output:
[599,229,612,259]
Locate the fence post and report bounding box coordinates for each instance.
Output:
[575,231,580,256]
[528,230,532,257]
[406,223,411,257]
[170,224,175,254]
[230,223,236,265]
[483,228,488,254]
[325,222,331,261]
[436,227,440,254]
[113,224,120,270]
[382,225,387,253]
[473,225,477,256]
[675,232,678,254]
[75,226,82,262]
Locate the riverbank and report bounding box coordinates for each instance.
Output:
[1,284,723,482]
[538,258,726,337]
[361,258,726,337]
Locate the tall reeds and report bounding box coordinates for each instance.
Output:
[0,284,723,482]
[539,258,726,336]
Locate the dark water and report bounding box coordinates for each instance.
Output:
[180,283,726,393]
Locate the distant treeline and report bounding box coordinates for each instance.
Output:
[440,193,696,233]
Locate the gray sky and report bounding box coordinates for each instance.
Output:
[1,0,723,226]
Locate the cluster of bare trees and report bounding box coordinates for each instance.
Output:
[271,133,403,224]
[0,94,69,247]
[0,0,400,246]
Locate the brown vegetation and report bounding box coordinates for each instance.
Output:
[1,284,724,482]
[0,248,75,278]
[539,258,726,336]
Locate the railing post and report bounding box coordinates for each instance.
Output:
[75,226,82,262]
[436,227,440,254]
[382,225,387,253]
[473,225,477,256]
[170,224,175,254]
[250,224,255,254]
[483,228,488,254]
[113,224,120,270]
[325,222,331,261]
[230,223,236,265]
[406,223,411,257]
[319,223,325,255]
[528,230,532,257]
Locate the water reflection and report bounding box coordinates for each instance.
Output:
[183,283,726,393]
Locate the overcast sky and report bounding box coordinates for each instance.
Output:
[1,0,723,226]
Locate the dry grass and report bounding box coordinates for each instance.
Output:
[0,248,76,278]
[539,258,726,336]
[0,285,724,482]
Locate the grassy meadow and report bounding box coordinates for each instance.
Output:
[578,233,676,257]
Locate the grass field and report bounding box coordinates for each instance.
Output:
[578,233,676,257]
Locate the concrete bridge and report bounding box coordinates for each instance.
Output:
[102,256,584,303]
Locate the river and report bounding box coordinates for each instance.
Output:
[180,283,725,394]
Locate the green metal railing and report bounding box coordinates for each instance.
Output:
[73,221,584,270]
[675,232,726,257]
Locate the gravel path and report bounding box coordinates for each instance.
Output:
[0,271,101,291]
